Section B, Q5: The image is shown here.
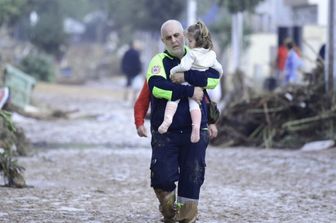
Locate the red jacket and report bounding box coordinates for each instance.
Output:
[277,45,288,71]
[134,80,150,128]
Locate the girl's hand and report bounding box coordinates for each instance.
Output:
[170,72,185,84]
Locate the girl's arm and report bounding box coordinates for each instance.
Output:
[170,52,195,75]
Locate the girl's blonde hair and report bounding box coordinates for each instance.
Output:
[187,21,213,50]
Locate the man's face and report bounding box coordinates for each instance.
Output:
[161,23,185,58]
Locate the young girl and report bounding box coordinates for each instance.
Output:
[158,21,223,143]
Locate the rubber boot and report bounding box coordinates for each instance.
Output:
[154,189,176,223]
[175,201,198,223]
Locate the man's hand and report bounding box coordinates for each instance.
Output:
[137,125,148,137]
[170,72,185,84]
[208,124,218,139]
[192,87,204,104]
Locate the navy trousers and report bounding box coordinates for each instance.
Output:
[150,129,209,200]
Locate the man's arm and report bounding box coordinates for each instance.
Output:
[148,76,195,101]
[146,54,195,102]
[185,68,220,89]
[172,68,221,89]
[134,80,150,137]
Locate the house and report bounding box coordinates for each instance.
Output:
[242,0,327,87]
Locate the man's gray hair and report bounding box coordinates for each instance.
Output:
[160,20,184,38]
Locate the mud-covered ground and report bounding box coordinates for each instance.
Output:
[0,78,336,223]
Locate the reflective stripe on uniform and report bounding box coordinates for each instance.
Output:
[206,77,219,89]
[152,86,173,100]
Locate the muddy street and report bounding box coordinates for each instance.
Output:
[1,79,336,223]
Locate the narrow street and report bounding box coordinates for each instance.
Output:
[0,77,335,223]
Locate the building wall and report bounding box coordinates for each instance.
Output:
[245,0,327,70]
[252,0,328,32]
[308,0,328,26]
[282,0,328,26]
[301,25,327,72]
[253,0,293,32]
[225,0,327,90]
[242,33,277,89]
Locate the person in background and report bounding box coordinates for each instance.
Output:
[143,19,220,223]
[284,41,303,84]
[318,43,326,62]
[275,39,288,85]
[158,21,223,143]
[121,40,142,102]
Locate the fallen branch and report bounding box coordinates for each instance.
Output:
[282,112,336,131]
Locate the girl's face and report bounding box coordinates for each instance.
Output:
[187,34,196,48]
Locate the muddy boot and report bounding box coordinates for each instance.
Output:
[175,201,198,223]
[154,189,176,223]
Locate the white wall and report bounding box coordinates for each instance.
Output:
[242,33,277,89]
[225,0,327,90]
[308,0,328,26]
[255,0,293,30]
[258,0,328,27]
[301,25,327,72]
[282,0,328,26]
[240,26,326,86]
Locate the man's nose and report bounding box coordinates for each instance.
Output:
[171,36,177,43]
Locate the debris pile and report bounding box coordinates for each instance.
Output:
[0,110,29,187]
[212,66,335,149]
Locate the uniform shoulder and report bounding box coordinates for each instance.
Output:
[148,53,167,65]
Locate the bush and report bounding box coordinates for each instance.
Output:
[19,53,55,82]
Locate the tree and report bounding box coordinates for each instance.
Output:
[216,0,265,71]
[28,0,66,57]
[58,0,93,20]
[139,0,186,32]
[0,0,27,27]
[218,0,265,13]
[10,0,93,56]
[105,0,186,43]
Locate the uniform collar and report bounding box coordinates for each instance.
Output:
[164,46,189,60]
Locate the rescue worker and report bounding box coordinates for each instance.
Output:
[133,80,218,139]
[146,20,220,223]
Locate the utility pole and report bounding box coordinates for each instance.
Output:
[326,0,336,103]
[231,12,243,72]
[187,0,197,26]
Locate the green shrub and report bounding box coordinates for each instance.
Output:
[19,53,55,82]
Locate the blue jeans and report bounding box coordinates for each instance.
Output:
[150,129,209,200]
